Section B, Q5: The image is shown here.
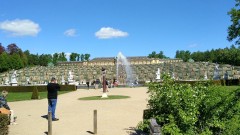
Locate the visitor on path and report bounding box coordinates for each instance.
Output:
[105,80,109,92]
[0,90,17,125]
[86,81,90,90]
[47,77,60,121]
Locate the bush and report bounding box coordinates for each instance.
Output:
[138,74,240,134]
[31,86,40,99]
[0,114,9,135]
[0,85,76,92]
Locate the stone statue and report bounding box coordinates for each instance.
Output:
[61,75,65,85]
[213,63,220,80]
[204,71,208,80]
[10,70,18,86]
[156,68,161,80]
[68,71,73,81]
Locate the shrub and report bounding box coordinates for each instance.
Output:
[0,114,9,135]
[0,85,76,92]
[138,74,240,134]
[31,86,40,99]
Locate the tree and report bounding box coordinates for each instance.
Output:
[84,53,91,61]
[7,43,20,55]
[52,53,59,65]
[0,52,10,72]
[80,54,84,61]
[157,51,167,59]
[70,53,79,61]
[9,53,24,69]
[39,54,52,66]
[18,50,28,67]
[148,51,157,58]
[0,43,5,55]
[58,52,67,62]
[175,50,191,62]
[227,0,240,45]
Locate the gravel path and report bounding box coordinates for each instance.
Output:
[8,87,149,135]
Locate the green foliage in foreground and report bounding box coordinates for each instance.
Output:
[79,95,130,100]
[0,114,8,135]
[137,74,240,135]
[6,91,70,102]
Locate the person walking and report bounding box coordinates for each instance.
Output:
[47,77,60,121]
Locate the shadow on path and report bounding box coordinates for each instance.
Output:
[41,115,48,120]
[86,131,94,134]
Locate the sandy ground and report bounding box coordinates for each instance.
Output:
[8,87,149,135]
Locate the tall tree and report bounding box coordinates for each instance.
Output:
[58,52,67,62]
[80,54,84,61]
[9,53,24,69]
[7,43,20,55]
[227,0,240,45]
[84,53,91,61]
[39,54,52,66]
[148,51,157,58]
[52,53,59,65]
[0,52,10,72]
[0,43,6,55]
[70,53,78,61]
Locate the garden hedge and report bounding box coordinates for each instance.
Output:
[0,85,76,92]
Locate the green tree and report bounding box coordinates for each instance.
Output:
[39,54,52,66]
[52,53,59,65]
[148,51,157,58]
[18,50,28,67]
[70,53,78,61]
[7,43,20,55]
[0,43,5,55]
[175,50,191,62]
[0,52,10,72]
[80,54,84,61]
[58,52,67,62]
[9,53,24,69]
[227,0,240,45]
[84,53,91,61]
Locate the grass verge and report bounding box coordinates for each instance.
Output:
[7,91,71,102]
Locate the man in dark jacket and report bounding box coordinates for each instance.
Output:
[47,77,60,121]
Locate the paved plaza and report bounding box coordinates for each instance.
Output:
[8,87,149,135]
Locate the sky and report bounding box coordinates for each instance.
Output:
[0,0,236,59]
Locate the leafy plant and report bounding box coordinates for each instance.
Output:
[137,74,240,134]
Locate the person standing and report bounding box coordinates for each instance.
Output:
[47,77,60,121]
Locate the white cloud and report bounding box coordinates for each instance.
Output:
[95,27,128,39]
[188,43,198,48]
[0,19,40,36]
[64,29,77,37]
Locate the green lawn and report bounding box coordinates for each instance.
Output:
[7,91,71,102]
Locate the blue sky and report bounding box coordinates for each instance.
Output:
[0,0,236,59]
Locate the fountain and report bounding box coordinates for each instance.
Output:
[116,52,134,86]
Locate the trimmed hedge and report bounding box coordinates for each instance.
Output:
[31,86,40,99]
[0,114,9,135]
[0,85,76,92]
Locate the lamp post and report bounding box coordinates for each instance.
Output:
[101,67,108,98]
